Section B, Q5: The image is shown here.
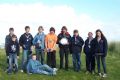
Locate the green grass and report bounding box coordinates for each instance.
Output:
[0,48,120,80]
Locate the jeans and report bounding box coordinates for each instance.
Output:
[59,48,69,69]
[96,55,107,73]
[32,64,54,75]
[8,54,18,73]
[21,50,31,70]
[36,49,44,65]
[72,53,81,71]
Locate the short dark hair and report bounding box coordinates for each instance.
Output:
[38,26,44,30]
[32,54,36,56]
[61,26,67,31]
[74,29,78,33]
[25,26,30,30]
[12,34,17,38]
[9,27,14,31]
[50,27,55,33]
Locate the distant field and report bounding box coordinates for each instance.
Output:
[0,42,120,80]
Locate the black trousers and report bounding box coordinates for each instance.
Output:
[86,54,95,72]
[47,50,56,68]
[59,48,69,69]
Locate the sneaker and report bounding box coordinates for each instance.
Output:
[85,71,89,74]
[20,70,24,73]
[92,71,95,75]
[99,73,102,77]
[53,71,56,75]
[53,68,58,72]
[103,74,107,78]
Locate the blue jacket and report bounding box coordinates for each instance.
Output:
[83,38,93,55]
[33,32,45,50]
[19,33,33,50]
[71,35,84,53]
[27,59,42,73]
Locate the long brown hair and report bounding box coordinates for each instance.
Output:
[95,29,106,39]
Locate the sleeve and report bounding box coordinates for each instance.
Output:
[33,35,37,45]
[31,35,34,45]
[5,36,9,55]
[6,43,10,56]
[19,35,23,47]
[103,38,108,57]
[45,35,48,48]
[77,37,84,47]
[17,43,20,56]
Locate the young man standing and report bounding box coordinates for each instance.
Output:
[33,26,45,65]
[45,27,57,68]
[71,30,84,72]
[19,26,33,72]
[57,26,71,70]
[7,35,19,74]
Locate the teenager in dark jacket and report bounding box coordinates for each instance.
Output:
[92,29,108,77]
[19,26,33,72]
[57,26,71,70]
[5,28,18,71]
[7,35,19,74]
[71,30,84,72]
[84,32,95,74]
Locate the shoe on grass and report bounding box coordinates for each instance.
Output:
[103,74,107,78]
[99,73,102,77]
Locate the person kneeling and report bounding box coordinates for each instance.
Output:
[27,54,58,75]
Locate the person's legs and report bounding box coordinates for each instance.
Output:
[51,51,56,68]
[64,48,69,70]
[72,53,76,71]
[86,55,90,72]
[76,53,81,71]
[8,54,13,73]
[101,56,107,74]
[47,52,51,67]
[91,56,95,73]
[40,50,45,65]
[13,54,18,72]
[36,49,40,61]
[21,50,28,71]
[96,55,101,73]
[59,48,64,69]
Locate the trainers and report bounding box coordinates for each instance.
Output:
[103,74,107,78]
[53,68,58,72]
[20,70,24,73]
[85,71,89,74]
[99,73,102,77]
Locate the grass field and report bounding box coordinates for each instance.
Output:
[0,45,120,80]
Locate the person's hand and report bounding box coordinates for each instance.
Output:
[7,56,9,59]
[17,56,19,59]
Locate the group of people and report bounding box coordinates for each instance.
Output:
[5,26,108,77]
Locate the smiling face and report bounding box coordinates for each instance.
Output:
[88,32,93,38]
[25,28,30,33]
[96,31,101,37]
[32,55,37,60]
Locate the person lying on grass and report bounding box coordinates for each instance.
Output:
[27,54,58,75]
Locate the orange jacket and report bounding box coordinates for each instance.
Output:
[45,33,57,50]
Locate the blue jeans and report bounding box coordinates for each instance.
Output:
[36,49,44,65]
[72,53,81,71]
[96,55,107,73]
[8,54,18,73]
[21,50,31,70]
[32,64,54,75]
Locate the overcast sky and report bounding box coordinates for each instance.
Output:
[0,0,120,43]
